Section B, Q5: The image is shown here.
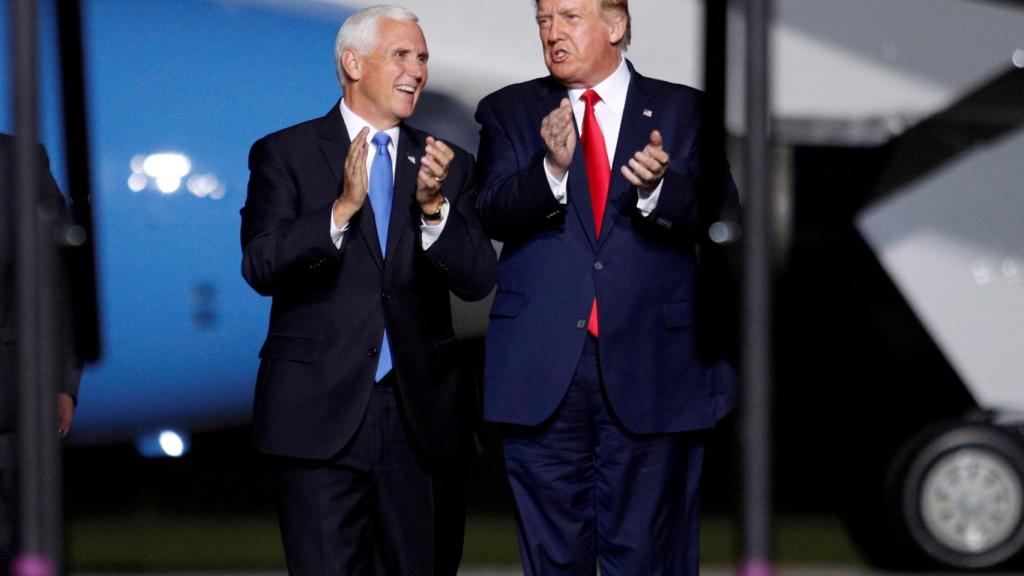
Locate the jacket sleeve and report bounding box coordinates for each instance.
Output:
[240,136,343,297]
[473,97,566,244]
[638,125,741,246]
[423,152,497,302]
[41,145,83,401]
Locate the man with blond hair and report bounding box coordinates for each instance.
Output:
[475,0,740,573]
[241,6,496,574]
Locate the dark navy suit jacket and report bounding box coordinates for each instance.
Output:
[241,103,496,464]
[476,64,738,434]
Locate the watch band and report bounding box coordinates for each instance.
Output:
[423,198,446,221]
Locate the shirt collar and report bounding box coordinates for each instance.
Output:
[339,98,400,149]
[566,57,631,115]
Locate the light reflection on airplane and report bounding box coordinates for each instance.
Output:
[128,152,226,199]
[128,152,227,200]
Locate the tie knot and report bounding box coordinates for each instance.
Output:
[371,132,391,152]
[581,89,601,109]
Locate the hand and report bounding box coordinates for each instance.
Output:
[541,98,576,181]
[332,126,370,227]
[416,136,454,216]
[621,129,669,195]
[58,393,74,439]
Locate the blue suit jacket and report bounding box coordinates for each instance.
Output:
[475,63,738,434]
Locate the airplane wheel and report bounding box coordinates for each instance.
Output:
[897,423,1024,569]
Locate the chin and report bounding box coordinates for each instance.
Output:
[549,63,574,80]
[551,72,576,86]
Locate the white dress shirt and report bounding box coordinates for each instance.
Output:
[544,57,661,216]
[330,98,448,250]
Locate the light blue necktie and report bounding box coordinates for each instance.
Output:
[369,131,393,381]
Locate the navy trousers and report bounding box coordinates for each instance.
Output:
[271,381,465,576]
[503,337,706,576]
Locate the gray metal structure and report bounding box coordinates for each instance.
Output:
[7,0,76,574]
[740,0,774,574]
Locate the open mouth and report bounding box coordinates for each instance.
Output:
[395,84,417,96]
[551,48,569,63]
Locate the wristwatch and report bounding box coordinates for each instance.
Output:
[423,198,446,222]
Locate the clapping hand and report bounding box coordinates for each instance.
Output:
[541,98,576,181]
[417,136,454,218]
[621,129,669,195]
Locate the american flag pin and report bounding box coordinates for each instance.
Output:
[643,109,653,118]
[407,155,417,164]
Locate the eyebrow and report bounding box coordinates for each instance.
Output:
[391,44,429,56]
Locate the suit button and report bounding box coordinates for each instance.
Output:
[593,261,604,271]
[381,291,391,301]
[576,320,586,329]
[367,348,378,357]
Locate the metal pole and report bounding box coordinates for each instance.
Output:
[704,0,726,126]
[740,0,774,574]
[10,0,63,573]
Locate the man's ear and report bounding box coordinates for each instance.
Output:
[607,13,627,46]
[342,48,361,81]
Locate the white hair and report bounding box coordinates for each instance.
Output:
[334,5,419,86]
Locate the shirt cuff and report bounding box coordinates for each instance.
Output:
[544,157,568,205]
[330,212,350,249]
[636,180,663,217]
[420,199,450,250]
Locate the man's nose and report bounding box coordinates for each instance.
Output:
[547,17,564,41]
[406,61,425,81]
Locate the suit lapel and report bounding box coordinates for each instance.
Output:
[386,124,418,268]
[598,70,654,252]
[319,102,348,183]
[318,102,384,269]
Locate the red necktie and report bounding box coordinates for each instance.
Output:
[581,89,609,337]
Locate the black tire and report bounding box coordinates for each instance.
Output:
[893,423,1024,570]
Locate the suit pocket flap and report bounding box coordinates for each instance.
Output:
[259,334,319,364]
[663,302,694,328]
[489,291,526,319]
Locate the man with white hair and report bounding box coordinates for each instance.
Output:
[240,6,496,574]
